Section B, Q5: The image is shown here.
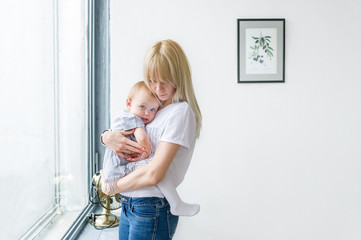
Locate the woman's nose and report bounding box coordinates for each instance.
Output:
[155,82,163,90]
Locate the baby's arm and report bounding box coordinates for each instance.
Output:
[133,127,151,159]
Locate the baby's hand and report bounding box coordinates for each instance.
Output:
[127,151,148,162]
[140,151,148,160]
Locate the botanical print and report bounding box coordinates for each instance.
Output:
[245,28,277,74]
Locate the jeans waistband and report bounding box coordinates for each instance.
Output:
[119,195,168,206]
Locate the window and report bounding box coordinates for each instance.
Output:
[0,0,107,239]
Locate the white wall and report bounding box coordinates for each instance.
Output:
[110,0,361,239]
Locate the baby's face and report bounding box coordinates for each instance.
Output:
[127,90,160,124]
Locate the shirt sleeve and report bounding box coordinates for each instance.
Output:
[111,110,145,131]
[160,103,197,149]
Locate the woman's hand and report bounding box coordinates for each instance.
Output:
[102,130,145,161]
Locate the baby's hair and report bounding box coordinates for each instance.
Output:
[128,81,157,100]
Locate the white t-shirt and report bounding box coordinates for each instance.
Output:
[120,101,197,198]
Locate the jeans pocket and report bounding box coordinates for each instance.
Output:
[130,203,157,221]
[167,210,179,238]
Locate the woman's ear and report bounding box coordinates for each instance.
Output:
[126,98,132,111]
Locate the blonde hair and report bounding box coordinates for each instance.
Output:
[128,81,157,100]
[143,40,202,138]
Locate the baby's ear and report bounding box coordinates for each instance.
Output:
[126,98,132,110]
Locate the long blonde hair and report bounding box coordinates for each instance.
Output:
[143,40,202,138]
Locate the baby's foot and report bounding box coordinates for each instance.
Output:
[101,179,117,195]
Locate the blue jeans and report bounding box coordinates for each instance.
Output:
[118,195,179,240]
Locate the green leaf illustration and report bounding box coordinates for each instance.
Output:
[249,32,275,64]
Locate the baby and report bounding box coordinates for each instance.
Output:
[102,81,199,216]
[102,81,159,185]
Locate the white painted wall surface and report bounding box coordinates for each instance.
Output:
[110,0,361,239]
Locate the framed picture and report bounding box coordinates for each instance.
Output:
[237,18,285,83]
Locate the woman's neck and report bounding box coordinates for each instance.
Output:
[160,99,173,109]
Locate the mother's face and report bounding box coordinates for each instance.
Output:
[149,79,176,107]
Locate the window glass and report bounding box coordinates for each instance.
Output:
[0,1,88,239]
[0,1,56,239]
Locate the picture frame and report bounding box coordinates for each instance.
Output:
[237,18,285,83]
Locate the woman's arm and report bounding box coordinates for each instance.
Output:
[101,141,180,195]
[102,129,145,159]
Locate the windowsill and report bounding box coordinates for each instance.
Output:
[34,210,82,240]
[76,207,121,240]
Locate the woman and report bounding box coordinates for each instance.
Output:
[101,39,202,239]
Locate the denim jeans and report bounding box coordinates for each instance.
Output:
[118,195,179,240]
